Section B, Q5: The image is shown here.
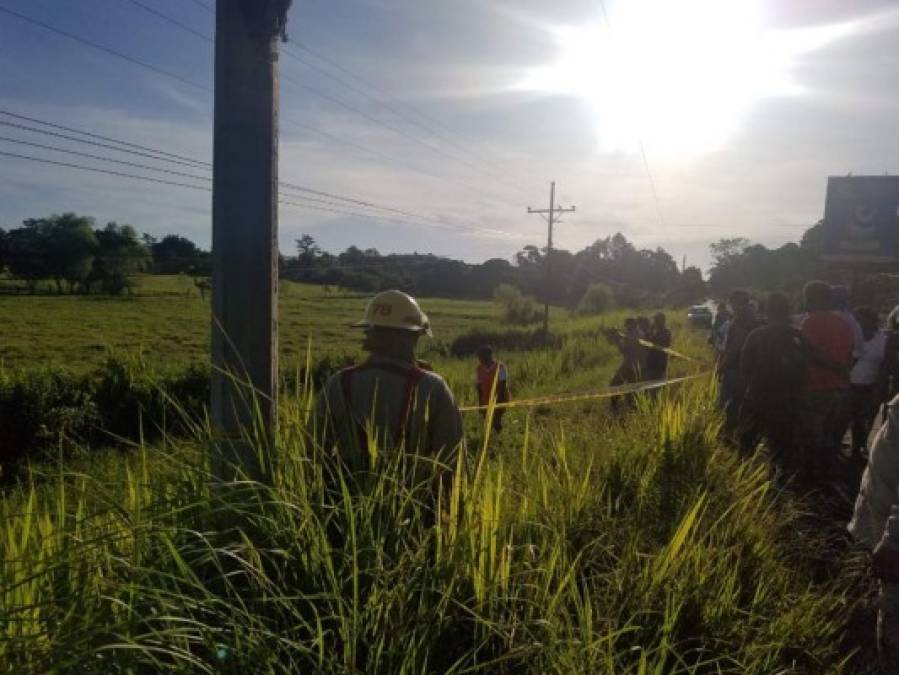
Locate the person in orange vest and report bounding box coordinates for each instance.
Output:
[474,345,510,433]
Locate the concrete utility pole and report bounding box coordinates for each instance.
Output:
[527,181,575,335]
[211,0,291,481]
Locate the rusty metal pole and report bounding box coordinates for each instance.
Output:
[211,0,290,481]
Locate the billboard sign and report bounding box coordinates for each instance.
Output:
[822,176,899,264]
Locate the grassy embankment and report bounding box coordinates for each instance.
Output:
[0,277,861,672]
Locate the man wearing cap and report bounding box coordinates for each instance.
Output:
[313,290,465,494]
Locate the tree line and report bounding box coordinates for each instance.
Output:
[705,221,899,311]
[0,213,709,307]
[13,211,819,309]
[706,222,826,296]
[284,232,708,310]
[0,214,210,295]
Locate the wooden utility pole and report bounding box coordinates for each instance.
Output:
[527,181,575,335]
[211,0,291,481]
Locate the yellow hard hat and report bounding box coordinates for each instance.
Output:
[353,290,432,336]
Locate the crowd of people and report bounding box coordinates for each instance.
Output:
[712,283,895,484]
[711,282,899,667]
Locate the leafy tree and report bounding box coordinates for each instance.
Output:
[5,225,48,293]
[21,214,98,293]
[295,234,321,266]
[667,266,707,307]
[151,234,208,274]
[710,237,750,268]
[91,223,151,295]
[338,245,366,266]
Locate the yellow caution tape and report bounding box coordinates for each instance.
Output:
[459,372,708,413]
[635,337,698,363]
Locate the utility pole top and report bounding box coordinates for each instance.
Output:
[236,0,293,41]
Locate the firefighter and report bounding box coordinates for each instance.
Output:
[312,290,464,495]
[474,345,510,433]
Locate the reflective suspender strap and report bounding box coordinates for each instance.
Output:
[396,367,426,444]
[340,365,369,453]
[339,361,427,452]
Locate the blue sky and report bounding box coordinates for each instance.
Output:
[2,0,899,270]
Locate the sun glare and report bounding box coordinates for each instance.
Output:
[518,0,852,160]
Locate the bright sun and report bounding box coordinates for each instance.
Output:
[518,0,850,160]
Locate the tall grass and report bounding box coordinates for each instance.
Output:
[1,369,855,673]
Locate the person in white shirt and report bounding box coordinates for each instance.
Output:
[849,306,888,460]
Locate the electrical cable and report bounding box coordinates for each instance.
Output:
[281,43,534,193]
[1,5,523,208]
[0,135,210,182]
[0,111,440,220]
[0,109,209,167]
[281,72,523,199]
[115,0,534,193]
[0,5,211,93]
[105,0,529,201]
[0,118,209,170]
[597,0,668,234]
[1,150,527,239]
[121,0,212,43]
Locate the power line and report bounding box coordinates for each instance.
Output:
[278,181,429,220]
[96,0,527,201]
[1,150,526,240]
[0,118,210,170]
[6,2,519,208]
[0,109,209,167]
[286,260,465,272]
[637,141,667,232]
[0,7,531,237]
[280,72,523,199]
[0,111,440,219]
[280,116,513,205]
[0,149,410,222]
[0,135,211,182]
[0,149,211,191]
[282,44,532,191]
[597,0,667,234]
[0,134,416,216]
[120,0,212,43]
[188,0,213,14]
[0,5,211,93]
[285,41,539,188]
[110,0,530,194]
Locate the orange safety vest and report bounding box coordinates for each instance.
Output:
[476,361,508,407]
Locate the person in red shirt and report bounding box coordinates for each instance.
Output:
[798,281,854,487]
[475,345,510,433]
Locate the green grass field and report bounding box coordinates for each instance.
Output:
[0,277,871,673]
[1,275,507,373]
